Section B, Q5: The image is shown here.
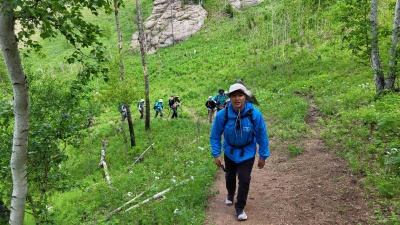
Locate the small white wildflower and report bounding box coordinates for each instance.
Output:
[155,176,159,180]
[127,192,132,197]
[46,205,53,212]
[190,160,194,164]
[174,208,180,214]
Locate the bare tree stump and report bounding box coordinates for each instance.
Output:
[99,139,112,187]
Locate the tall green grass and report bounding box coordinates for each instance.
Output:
[3,0,399,223]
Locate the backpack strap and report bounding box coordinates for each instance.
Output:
[224,107,254,127]
[224,106,229,127]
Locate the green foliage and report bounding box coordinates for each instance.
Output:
[224,3,235,18]
[48,118,214,224]
[336,0,371,59]
[288,144,304,157]
[385,148,400,175]
[2,0,400,223]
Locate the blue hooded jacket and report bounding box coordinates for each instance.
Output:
[210,102,269,163]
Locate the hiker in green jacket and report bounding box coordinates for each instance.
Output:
[213,89,229,112]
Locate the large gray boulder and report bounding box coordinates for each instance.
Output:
[130,0,207,54]
[130,0,264,54]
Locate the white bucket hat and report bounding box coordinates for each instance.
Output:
[227,83,259,105]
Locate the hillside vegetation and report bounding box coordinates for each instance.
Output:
[1,0,399,224]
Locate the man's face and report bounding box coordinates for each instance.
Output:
[229,91,246,110]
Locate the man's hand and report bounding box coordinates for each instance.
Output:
[257,159,265,169]
[214,157,222,167]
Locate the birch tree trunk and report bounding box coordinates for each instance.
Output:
[386,0,400,90]
[135,0,151,130]
[0,3,29,224]
[370,0,385,94]
[113,0,125,81]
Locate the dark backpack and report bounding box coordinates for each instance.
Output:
[118,103,124,113]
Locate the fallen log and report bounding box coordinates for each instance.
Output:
[104,190,146,220]
[125,178,193,212]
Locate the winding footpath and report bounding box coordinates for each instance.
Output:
[204,102,374,225]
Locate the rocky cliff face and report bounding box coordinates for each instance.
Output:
[130,0,207,54]
[130,0,263,54]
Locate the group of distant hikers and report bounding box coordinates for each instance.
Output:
[205,88,230,123]
[118,89,230,122]
[118,94,182,120]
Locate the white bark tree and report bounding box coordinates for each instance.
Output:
[0,2,29,224]
[0,0,112,224]
[385,0,400,89]
[370,0,400,94]
[135,0,151,130]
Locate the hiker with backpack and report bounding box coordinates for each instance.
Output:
[213,89,229,112]
[168,94,182,119]
[205,96,217,123]
[209,82,269,221]
[138,99,145,119]
[154,99,164,118]
[118,103,127,120]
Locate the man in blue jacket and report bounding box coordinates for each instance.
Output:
[210,82,269,221]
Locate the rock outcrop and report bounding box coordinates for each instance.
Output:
[130,0,264,54]
[130,0,207,54]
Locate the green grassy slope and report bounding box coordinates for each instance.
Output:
[7,0,400,224]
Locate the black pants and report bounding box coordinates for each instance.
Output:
[155,110,163,117]
[139,110,143,119]
[224,154,255,211]
[171,107,178,118]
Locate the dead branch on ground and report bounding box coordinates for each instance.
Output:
[130,143,155,167]
[125,178,193,212]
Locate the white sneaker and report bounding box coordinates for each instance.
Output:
[225,198,233,205]
[237,210,247,221]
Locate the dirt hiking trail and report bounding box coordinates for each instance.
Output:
[204,102,374,225]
